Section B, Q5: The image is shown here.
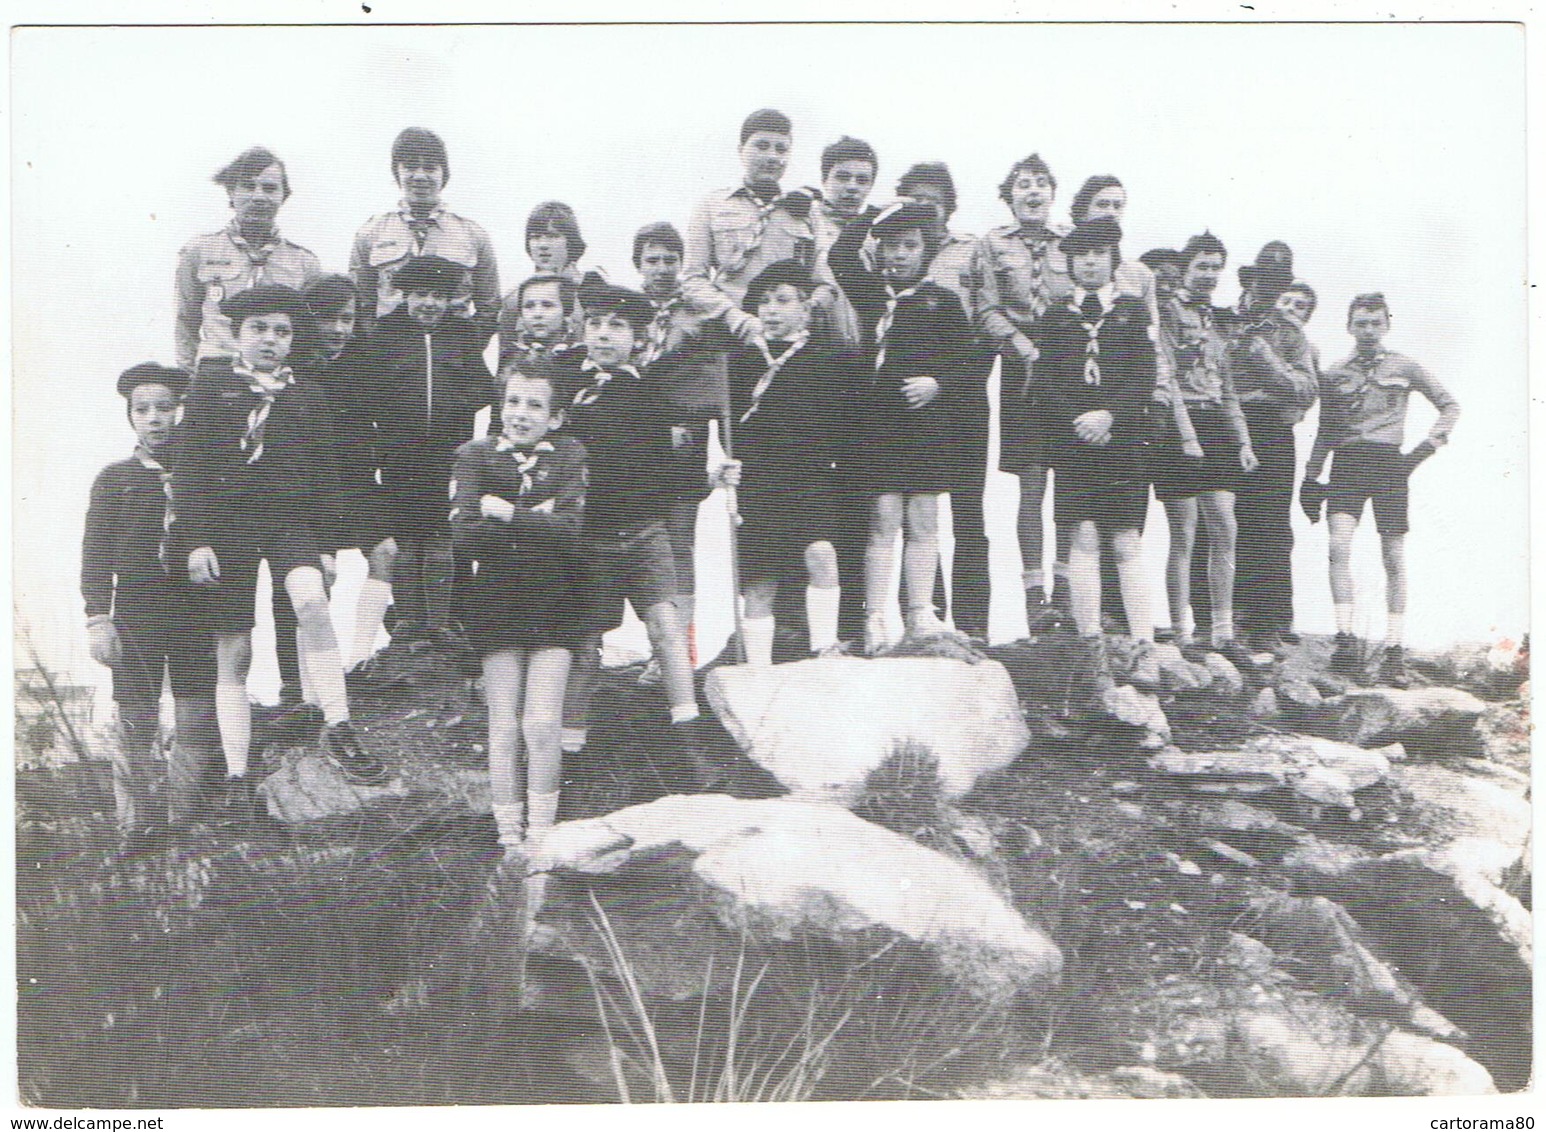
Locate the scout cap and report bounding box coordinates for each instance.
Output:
[220,284,307,325]
[117,362,189,400]
[394,254,465,297]
[577,272,654,328]
[1061,217,1124,257]
[742,259,816,312]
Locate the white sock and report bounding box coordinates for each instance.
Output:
[215,682,251,777]
[670,703,700,725]
[1386,613,1405,646]
[1022,569,1046,593]
[806,586,840,653]
[527,789,560,834]
[561,727,587,754]
[1335,602,1355,634]
[300,637,350,726]
[492,801,525,847]
[350,579,393,668]
[296,631,318,706]
[744,615,776,667]
[1211,615,1235,647]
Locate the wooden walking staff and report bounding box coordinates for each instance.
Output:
[708,351,751,665]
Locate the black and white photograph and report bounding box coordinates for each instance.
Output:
[7,7,1534,1125]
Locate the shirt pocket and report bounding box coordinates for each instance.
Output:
[368,237,409,269]
[427,228,478,268]
[195,259,247,305]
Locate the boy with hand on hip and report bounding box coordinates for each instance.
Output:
[1301,293,1459,686]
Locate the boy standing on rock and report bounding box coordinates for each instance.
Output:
[1300,293,1460,687]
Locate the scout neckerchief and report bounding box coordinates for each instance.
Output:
[133,443,176,572]
[740,333,810,424]
[232,363,295,463]
[711,185,812,282]
[508,335,563,363]
[572,358,640,408]
[1074,289,1109,385]
[226,221,279,269]
[493,437,556,497]
[397,200,446,255]
[1015,223,1057,320]
[874,281,921,372]
[638,293,683,368]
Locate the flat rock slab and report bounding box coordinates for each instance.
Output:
[541,793,1063,1001]
[1326,687,1487,755]
[1099,685,1172,747]
[1149,734,1395,811]
[704,657,1029,804]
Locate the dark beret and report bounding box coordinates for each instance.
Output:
[219,284,307,325]
[576,272,654,329]
[117,362,189,399]
[1061,217,1125,257]
[394,254,466,296]
[742,259,816,312]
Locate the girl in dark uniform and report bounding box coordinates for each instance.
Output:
[829,202,972,653]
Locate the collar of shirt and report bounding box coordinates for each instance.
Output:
[1071,284,1117,312]
[232,362,295,395]
[581,358,640,380]
[224,221,282,256]
[1351,349,1389,372]
[396,200,447,226]
[494,436,556,455]
[133,444,168,472]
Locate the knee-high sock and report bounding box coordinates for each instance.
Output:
[806,586,840,652]
[351,579,393,668]
[492,802,525,847]
[1115,555,1155,643]
[527,789,560,836]
[299,634,350,726]
[744,615,775,667]
[215,681,251,777]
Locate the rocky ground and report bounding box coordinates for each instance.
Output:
[13,629,1532,1105]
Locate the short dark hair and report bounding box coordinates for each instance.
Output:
[820,135,877,180]
[1348,292,1391,322]
[740,108,792,144]
[498,363,562,404]
[896,161,957,219]
[632,221,685,267]
[1070,175,1124,224]
[391,127,450,185]
[516,272,577,312]
[997,153,1057,205]
[1180,231,1228,270]
[1282,281,1319,319]
[525,201,587,263]
[213,146,290,199]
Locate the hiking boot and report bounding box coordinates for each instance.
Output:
[321,721,390,786]
[1025,588,1065,635]
[1378,645,1412,689]
[1213,638,1259,673]
[1077,634,1117,698]
[1127,638,1161,691]
[216,774,260,828]
[270,700,326,743]
[1278,628,1302,646]
[1329,632,1363,678]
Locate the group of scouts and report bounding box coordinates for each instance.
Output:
[82,114,1461,857]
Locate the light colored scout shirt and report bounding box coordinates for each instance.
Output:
[174,223,322,371]
[1317,348,1459,451]
[350,201,500,338]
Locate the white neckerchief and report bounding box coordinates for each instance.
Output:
[710,187,781,282]
[1071,285,1117,385]
[231,362,295,462]
[493,437,556,496]
[875,282,921,371]
[740,333,810,424]
[639,293,683,368]
[134,443,176,571]
[573,358,640,408]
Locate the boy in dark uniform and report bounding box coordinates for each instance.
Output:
[497,273,576,372]
[83,364,220,845]
[552,276,721,776]
[1032,219,1161,688]
[1301,293,1460,686]
[719,260,859,663]
[366,254,495,642]
[173,286,386,809]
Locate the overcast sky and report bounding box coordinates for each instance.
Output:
[11,21,1527,692]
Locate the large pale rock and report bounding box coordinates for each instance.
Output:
[1246,892,1462,1041]
[963,1060,1204,1100]
[540,793,1062,1001]
[1098,685,1171,747]
[1203,652,1246,696]
[1326,687,1487,755]
[1275,674,1326,716]
[1150,733,1393,811]
[1233,1007,1495,1096]
[1153,643,1214,693]
[257,754,409,823]
[1395,763,1530,854]
[704,657,1029,804]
